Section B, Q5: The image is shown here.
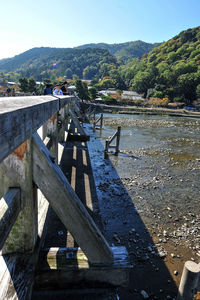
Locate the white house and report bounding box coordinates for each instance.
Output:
[121,91,144,101]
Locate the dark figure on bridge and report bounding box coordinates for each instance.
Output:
[44,84,53,95]
[61,81,68,95]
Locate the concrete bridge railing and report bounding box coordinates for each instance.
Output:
[0,95,126,299]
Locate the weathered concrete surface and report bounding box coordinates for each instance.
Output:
[0,95,73,164]
[0,188,21,249]
[34,246,130,289]
[0,138,38,254]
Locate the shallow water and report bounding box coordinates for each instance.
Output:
[96,113,200,259]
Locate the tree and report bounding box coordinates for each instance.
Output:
[91,76,99,85]
[75,79,89,101]
[82,82,90,100]
[131,71,152,97]
[83,66,98,80]
[96,78,115,89]
[19,77,29,92]
[65,68,73,79]
[177,73,197,104]
[167,52,178,63]
[196,84,200,99]
[89,87,98,101]
[99,63,114,77]
[153,91,164,98]
[28,78,37,93]
[109,69,126,90]
[173,62,197,77]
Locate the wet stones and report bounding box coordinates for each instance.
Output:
[141,290,149,299]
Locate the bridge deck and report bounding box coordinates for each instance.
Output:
[33,123,128,299]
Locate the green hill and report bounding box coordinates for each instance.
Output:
[0,47,117,81]
[120,26,200,104]
[0,40,160,82]
[76,40,160,62]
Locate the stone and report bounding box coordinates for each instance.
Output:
[141,290,149,299]
[174,270,178,275]
[163,230,168,237]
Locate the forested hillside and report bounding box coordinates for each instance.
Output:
[0,40,159,82]
[120,26,200,103]
[76,40,160,62]
[0,47,118,81]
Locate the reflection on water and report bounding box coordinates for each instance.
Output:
[96,113,200,260]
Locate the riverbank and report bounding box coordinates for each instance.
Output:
[82,102,200,118]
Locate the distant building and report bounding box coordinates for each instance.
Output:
[121,91,144,101]
[95,97,103,102]
[98,90,117,97]
[36,81,43,86]
[7,81,16,86]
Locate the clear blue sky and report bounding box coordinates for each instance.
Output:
[0,0,199,59]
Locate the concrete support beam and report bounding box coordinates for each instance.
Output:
[32,133,113,264]
[35,246,131,289]
[0,138,38,254]
[57,107,66,143]
[46,113,58,161]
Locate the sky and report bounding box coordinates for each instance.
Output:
[0,0,199,59]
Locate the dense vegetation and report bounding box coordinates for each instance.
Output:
[76,40,160,62]
[0,47,118,81]
[120,26,200,104]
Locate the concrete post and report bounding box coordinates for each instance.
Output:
[177,261,200,300]
[100,113,103,129]
[115,126,121,155]
[57,107,65,143]
[46,113,58,162]
[104,141,109,159]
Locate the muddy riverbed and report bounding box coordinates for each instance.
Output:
[95,113,200,298]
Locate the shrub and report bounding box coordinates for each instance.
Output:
[149,97,169,107]
[102,95,117,105]
[153,91,164,98]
